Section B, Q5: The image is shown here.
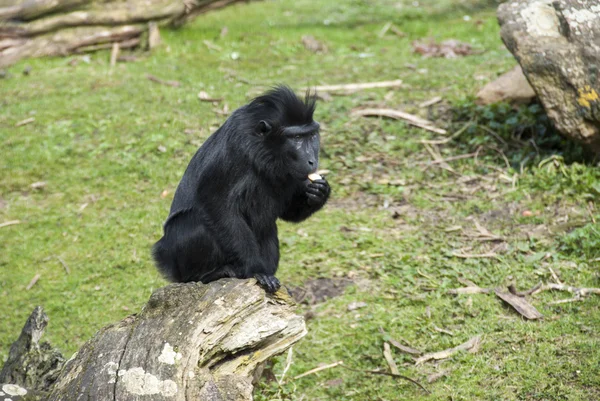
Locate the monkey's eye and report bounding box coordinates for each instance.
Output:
[293,134,302,140]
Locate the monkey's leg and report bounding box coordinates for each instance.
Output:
[198,265,237,283]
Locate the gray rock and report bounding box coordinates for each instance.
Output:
[498,0,600,152]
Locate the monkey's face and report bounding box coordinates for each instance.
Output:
[282,127,320,180]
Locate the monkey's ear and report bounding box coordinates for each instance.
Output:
[256,120,272,137]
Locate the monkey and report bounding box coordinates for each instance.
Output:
[152,86,330,293]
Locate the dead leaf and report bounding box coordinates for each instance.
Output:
[494,289,543,320]
[347,301,367,311]
[415,335,481,365]
[325,378,343,387]
[302,35,328,53]
[412,39,476,58]
[160,190,169,198]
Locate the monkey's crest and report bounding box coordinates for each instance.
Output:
[248,85,317,132]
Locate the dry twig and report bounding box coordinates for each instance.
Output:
[353,108,446,135]
[340,364,430,394]
[310,79,403,93]
[415,336,481,365]
[0,220,21,228]
[293,360,344,380]
[26,273,41,290]
[383,342,399,375]
[146,74,181,87]
[452,251,498,259]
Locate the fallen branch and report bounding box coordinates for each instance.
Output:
[415,335,481,365]
[0,220,21,228]
[383,342,399,375]
[535,283,600,297]
[352,108,446,135]
[25,273,41,290]
[0,0,248,67]
[447,286,490,295]
[146,73,181,87]
[293,360,344,380]
[451,251,498,259]
[339,364,430,394]
[309,79,403,93]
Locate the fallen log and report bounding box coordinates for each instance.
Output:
[0,279,306,401]
[0,0,250,67]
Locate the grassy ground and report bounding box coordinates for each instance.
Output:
[1,0,599,399]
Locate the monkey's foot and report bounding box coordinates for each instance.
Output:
[254,274,281,293]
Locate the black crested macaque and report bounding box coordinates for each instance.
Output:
[152,86,330,293]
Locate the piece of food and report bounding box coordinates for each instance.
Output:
[308,173,322,181]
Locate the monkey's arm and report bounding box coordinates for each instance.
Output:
[280,179,330,223]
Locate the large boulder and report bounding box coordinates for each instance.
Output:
[498,0,600,152]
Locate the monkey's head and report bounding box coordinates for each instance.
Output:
[245,86,320,182]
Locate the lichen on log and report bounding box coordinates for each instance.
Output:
[498,0,600,152]
[1,279,306,401]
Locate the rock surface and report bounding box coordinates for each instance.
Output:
[498,0,600,152]
[476,66,536,105]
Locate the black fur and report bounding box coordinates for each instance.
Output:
[152,86,330,293]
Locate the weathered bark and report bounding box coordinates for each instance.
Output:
[0,306,65,401]
[498,0,600,152]
[0,0,250,67]
[1,279,306,401]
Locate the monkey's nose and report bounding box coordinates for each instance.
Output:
[308,160,315,167]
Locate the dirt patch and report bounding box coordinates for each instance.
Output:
[289,277,354,305]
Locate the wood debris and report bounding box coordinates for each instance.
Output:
[447,286,490,295]
[352,108,446,135]
[198,91,223,102]
[383,342,399,375]
[494,289,543,320]
[148,22,161,49]
[415,335,481,365]
[309,79,403,93]
[15,117,35,127]
[427,370,449,383]
[293,360,344,380]
[451,251,498,259]
[26,273,41,290]
[109,42,120,67]
[379,328,423,355]
[0,220,21,228]
[419,96,443,108]
[146,74,181,87]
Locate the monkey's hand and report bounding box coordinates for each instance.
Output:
[255,273,281,293]
[306,178,330,207]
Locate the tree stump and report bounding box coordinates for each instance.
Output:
[0,0,250,67]
[498,0,600,152]
[0,279,306,401]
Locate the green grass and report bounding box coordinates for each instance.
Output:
[1,0,599,399]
